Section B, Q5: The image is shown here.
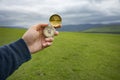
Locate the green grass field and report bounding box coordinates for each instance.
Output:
[83,26,120,33]
[0,28,120,80]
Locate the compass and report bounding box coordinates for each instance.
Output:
[43,14,62,37]
[43,26,55,37]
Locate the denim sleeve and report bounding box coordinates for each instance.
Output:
[0,39,31,80]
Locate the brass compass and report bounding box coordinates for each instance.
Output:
[43,14,62,37]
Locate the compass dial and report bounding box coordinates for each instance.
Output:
[43,26,55,37]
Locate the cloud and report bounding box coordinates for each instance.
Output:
[0,0,120,27]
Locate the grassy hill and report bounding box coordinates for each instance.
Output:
[83,25,120,33]
[0,27,26,45]
[0,28,120,80]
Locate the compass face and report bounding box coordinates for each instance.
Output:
[43,26,55,37]
[49,14,62,28]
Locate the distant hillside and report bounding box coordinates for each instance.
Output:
[82,25,120,33]
[0,26,26,29]
[1,23,120,33]
[58,23,120,32]
[58,24,103,31]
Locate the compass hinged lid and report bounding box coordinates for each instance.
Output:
[49,14,62,28]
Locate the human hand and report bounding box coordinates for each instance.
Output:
[22,24,59,54]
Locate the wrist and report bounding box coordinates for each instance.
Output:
[22,37,33,54]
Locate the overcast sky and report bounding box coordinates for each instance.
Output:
[0,0,120,28]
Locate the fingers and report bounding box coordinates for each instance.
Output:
[54,31,59,36]
[42,37,54,48]
[42,42,52,48]
[45,37,54,42]
[44,31,59,42]
[42,30,59,48]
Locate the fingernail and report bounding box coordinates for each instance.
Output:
[47,42,52,46]
[43,43,46,47]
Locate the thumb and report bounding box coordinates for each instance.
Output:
[36,24,48,31]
